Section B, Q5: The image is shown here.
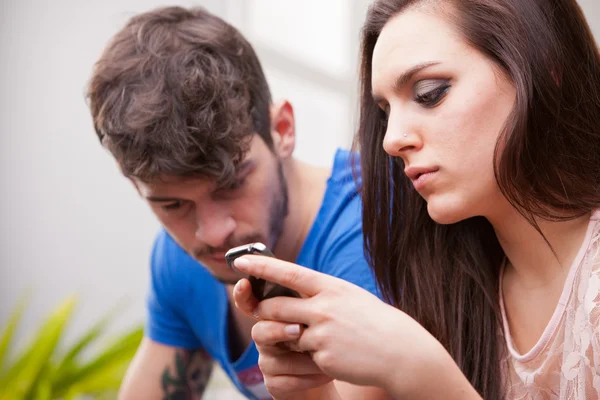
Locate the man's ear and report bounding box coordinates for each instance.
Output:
[269,100,296,159]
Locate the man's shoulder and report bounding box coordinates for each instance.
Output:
[147,229,226,329]
[152,229,191,265]
[329,148,361,184]
[150,229,215,288]
[146,229,226,351]
[318,148,362,221]
[300,149,365,267]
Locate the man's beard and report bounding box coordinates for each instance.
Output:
[194,161,289,285]
[266,161,289,251]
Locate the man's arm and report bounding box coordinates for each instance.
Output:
[119,338,213,400]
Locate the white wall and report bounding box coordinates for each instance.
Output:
[1,0,599,352]
[0,0,226,347]
[0,0,366,348]
[581,0,600,40]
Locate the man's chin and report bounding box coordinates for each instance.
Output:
[214,276,241,286]
[204,267,241,286]
[193,258,240,285]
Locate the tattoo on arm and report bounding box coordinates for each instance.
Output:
[161,349,213,400]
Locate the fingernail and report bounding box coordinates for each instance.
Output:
[284,324,301,338]
[234,281,243,293]
[234,257,251,269]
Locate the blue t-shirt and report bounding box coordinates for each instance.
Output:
[146,149,380,400]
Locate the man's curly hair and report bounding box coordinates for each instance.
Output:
[87,6,273,186]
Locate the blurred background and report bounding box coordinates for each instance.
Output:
[0,0,599,398]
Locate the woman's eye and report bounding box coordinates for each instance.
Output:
[414,80,451,108]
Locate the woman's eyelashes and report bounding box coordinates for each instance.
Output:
[414,79,451,108]
[377,78,451,127]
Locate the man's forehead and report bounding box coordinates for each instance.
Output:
[133,158,255,197]
[133,175,212,198]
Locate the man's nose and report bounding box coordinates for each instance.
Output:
[194,205,236,248]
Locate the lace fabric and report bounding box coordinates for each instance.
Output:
[501,212,600,399]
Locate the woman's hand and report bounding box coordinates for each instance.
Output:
[232,255,463,398]
[234,277,335,400]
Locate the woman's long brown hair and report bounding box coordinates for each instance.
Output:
[354,0,600,398]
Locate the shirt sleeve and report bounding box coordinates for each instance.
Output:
[318,214,382,300]
[145,230,203,349]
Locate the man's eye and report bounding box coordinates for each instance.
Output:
[162,201,182,210]
[228,177,247,191]
[213,177,247,200]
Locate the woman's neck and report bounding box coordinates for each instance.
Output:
[487,202,591,289]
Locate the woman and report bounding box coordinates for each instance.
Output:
[233,0,600,398]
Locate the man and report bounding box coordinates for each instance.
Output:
[87,6,382,400]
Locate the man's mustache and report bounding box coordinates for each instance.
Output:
[192,233,265,259]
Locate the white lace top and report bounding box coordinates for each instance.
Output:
[500,211,600,399]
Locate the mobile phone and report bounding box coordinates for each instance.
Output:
[225,242,301,301]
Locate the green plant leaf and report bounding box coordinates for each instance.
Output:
[0,393,24,400]
[54,297,129,376]
[31,374,52,400]
[0,295,141,400]
[0,295,77,398]
[63,358,129,398]
[52,325,143,396]
[0,293,29,374]
[0,347,33,395]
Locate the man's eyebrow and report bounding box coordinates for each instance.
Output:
[372,61,441,103]
[145,160,256,199]
[146,196,180,202]
[235,159,253,174]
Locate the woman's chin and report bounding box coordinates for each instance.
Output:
[426,199,469,225]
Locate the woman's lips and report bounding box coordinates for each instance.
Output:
[404,166,440,191]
